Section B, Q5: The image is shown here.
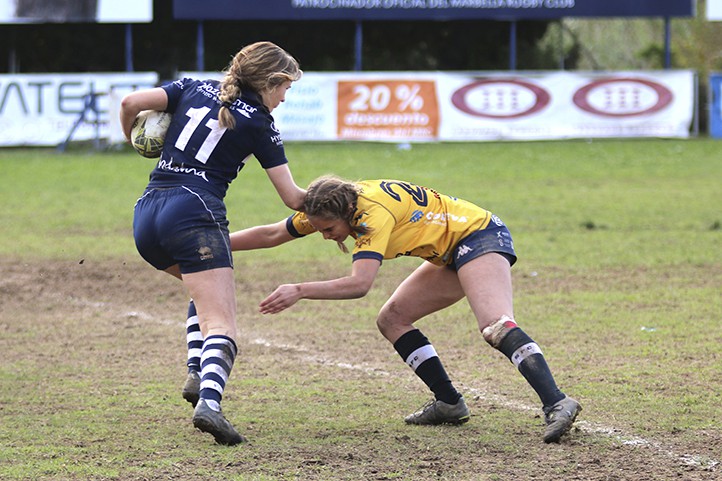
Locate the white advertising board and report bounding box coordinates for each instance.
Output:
[708,0,722,20]
[434,70,695,140]
[0,0,153,23]
[0,72,158,146]
[271,70,695,142]
[0,70,694,146]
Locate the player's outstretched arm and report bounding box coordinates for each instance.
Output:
[258,258,381,314]
[229,219,295,251]
[265,164,306,211]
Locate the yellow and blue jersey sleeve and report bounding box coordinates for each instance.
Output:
[286,211,316,237]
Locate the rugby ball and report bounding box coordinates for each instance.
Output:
[131,110,171,158]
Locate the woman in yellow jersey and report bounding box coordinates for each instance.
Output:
[229,175,581,443]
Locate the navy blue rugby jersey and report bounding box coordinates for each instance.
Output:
[145,78,288,198]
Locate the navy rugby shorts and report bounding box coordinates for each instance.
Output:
[133,186,232,274]
[448,214,517,271]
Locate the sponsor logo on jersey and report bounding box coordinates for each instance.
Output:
[355,237,372,249]
[196,82,255,118]
[410,210,423,222]
[157,158,209,182]
[425,211,468,225]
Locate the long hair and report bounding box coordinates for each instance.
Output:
[304,175,371,253]
[218,41,302,129]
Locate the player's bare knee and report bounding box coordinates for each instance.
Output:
[481,315,518,348]
[376,301,408,336]
[376,311,393,335]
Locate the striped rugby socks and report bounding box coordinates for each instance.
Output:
[199,335,237,412]
[185,300,202,373]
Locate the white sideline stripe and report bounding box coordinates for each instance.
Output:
[249,337,720,472]
[100,304,719,472]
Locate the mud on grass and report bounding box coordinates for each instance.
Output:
[1,258,719,480]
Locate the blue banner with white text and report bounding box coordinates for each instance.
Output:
[173,0,695,21]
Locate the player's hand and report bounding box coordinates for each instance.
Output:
[259,284,302,314]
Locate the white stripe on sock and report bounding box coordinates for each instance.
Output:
[201,347,234,366]
[511,342,542,368]
[405,344,438,371]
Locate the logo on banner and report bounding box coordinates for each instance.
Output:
[450,78,551,119]
[572,78,673,117]
[337,80,439,140]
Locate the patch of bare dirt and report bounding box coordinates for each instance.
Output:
[2,258,719,480]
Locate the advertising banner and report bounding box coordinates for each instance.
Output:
[0,72,158,146]
[268,70,695,141]
[435,71,695,140]
[0,70,694,146]
[173,0,694,21]
[336,75,440,141]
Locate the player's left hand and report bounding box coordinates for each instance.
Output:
[259,284,302,314]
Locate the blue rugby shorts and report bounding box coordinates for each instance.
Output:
[448,214,517,271]
[133,186,232,274]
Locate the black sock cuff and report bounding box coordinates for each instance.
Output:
[498,328,534,359]
[393,329,430,360]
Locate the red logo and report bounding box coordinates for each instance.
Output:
[573,77,673,117]
[451,79,551,119]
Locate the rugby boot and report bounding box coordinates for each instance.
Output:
[404,397,470,425]
[192,399,247,445]
[181,371,200,407]
[543,396,582,443]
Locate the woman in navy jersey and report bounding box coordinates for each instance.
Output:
[119,41,305,445]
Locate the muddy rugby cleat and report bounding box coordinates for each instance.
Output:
[192,399,247,446]
[543,396,582,443]
[404,397,471,425]
[181,371,200,407]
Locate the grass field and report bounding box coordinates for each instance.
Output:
[1,139,720,480]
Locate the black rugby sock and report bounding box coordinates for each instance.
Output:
[394,329,462,405]
[498,328,564,407]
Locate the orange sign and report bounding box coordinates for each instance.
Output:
[337,80,439,141]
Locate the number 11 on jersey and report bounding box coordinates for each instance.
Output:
[175,106,228,164]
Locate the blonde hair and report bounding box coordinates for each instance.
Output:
[218,41,302,129]
[304,175,371,253]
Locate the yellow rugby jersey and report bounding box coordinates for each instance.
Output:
[287,180,493,266]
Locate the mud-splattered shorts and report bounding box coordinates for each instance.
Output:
[133,186,232,274]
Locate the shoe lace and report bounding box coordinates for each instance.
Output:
[545,400,570,421]
[419,398,437,413]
